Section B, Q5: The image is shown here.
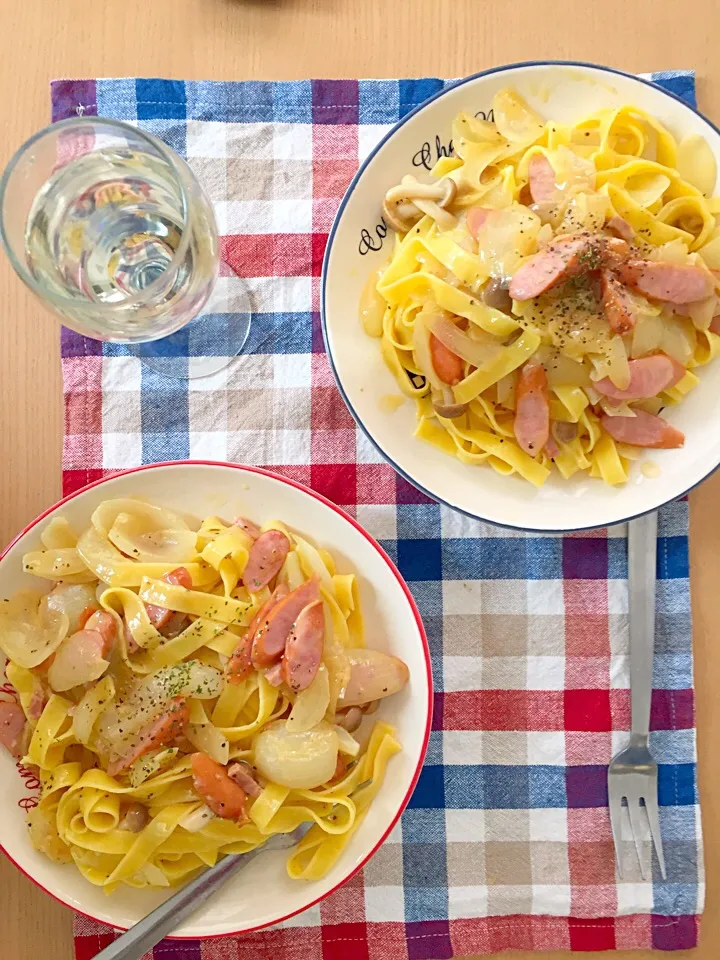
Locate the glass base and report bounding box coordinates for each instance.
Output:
[128,278,252,380]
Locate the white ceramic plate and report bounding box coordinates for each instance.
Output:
[0,462,431,936]
[322,61,720,531]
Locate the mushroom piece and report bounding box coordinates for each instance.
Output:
[431,386,468,420]
[482,278,514,314]
[119,802,149,833]
[552,420,578,444]
[336,706,364,733]
[383,175,458,233]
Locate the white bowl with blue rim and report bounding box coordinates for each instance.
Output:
[321,61,720,532]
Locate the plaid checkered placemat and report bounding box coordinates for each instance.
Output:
[50,70,704,958]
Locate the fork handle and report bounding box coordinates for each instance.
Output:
[93,848,262,960]
[628,511,658,741]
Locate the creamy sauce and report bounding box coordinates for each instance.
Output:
[359,266,386,338]
[641,460,662,479]
[378,394,405,414]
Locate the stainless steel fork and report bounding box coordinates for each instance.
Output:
[608,511,666,880]
[93,823,312,960]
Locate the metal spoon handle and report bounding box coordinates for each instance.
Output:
[93,848,263,960]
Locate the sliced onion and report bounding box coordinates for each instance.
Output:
[278,550,306,591]
[496,372,516,407]
[40,516,78,550]
[287,664,330,734]
[128,747,180,788]
[99,662,222,745]
[108,512,198,564]
[686,295,718,331]
[598,399,637,418]
[41,583,98,633]
[428,313,504,369]
[48,630,110,692]
[552,145,596,195]
[545,355,591,388]
[27,805,72,863]
[337,649,410,708]
[660,312,696,365]
[359,267,386,338]
[474,204,541,279]
[186,721,229,765]
[253,721,339,790]
[605,335,631,391]
[677,133,717,196]
[556,192,608,234]
[647,240,690,265]
[625,172,671,207]
[143,662,223,703]
[132,863,170,887]
[179,803,215,833]
[73,675,115,745]
[631,313,664,358]
[332,725,361,757]
[92,499,191,539]
[492,88,545,143]
[0,592,69,669]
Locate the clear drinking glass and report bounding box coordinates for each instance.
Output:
[0,117,250,378]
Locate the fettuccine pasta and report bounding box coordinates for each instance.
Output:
[361,88,720,486]
[0,499,409,891]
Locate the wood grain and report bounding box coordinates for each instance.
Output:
[0,0,718,957]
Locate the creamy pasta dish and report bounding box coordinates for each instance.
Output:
[0,500,408,890]
[360,88,720,486]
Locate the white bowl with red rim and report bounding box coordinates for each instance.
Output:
[0,461,431,936]
[321,60,720,531]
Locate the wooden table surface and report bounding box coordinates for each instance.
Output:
[1,1,719,957]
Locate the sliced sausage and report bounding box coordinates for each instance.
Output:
[191,752,249,821]
[528,153,556,203]
[509,234,629,301]
[544,434,560,459]
[281,599,325,693]
[107,697,189,777]
[84,610,117,650]
[607,215,635,241]
[711,313,720,335]
[47,628,113,692]
[77,605,100,630]
[616,260,714,304]
[252,576,320,668]
[0,701,27,758]
[243,530,291,592]
[594,354,685,401]
[601,268,638,334]
[429,334,465,385]
[466,206,493,239]
[600,410,685,448]
[27,686,46,722]
[232,516,262,540]
[227,760,263,798]
[514,363,550,456]
[145,567,193,631]
[331,752,348,784]
[263,662,284,687]
[226,583,289,685]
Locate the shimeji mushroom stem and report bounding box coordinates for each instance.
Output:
[383,175,458,233]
